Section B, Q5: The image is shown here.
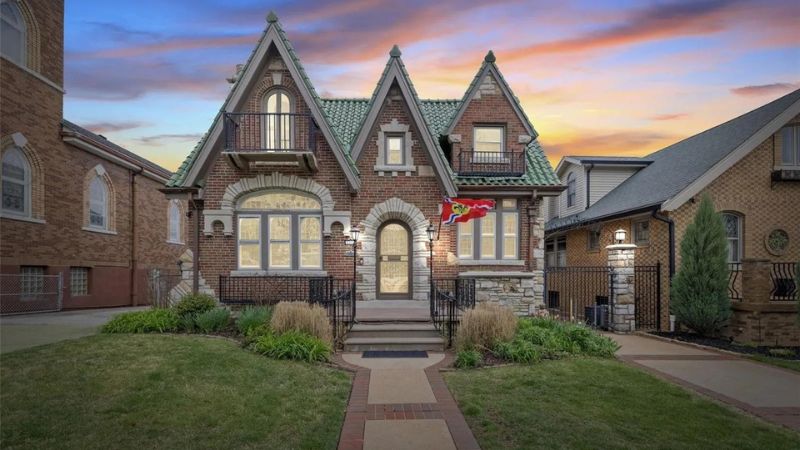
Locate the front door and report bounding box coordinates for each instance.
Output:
[377,221,411,299]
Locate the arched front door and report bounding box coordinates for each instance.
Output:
[377,221,412,299]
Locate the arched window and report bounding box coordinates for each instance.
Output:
[566,172,576,207]
[722,213,742,263]
[0,0,26,66]
[168,200,182,243]
[88,176,109,230]
[263,89,294,149]
[1,146,30,216]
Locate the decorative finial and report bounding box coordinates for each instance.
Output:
[485,50,496,63]
[266,11,278,23]
[390,45,402,58]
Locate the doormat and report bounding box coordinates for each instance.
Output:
[362,351,428,358]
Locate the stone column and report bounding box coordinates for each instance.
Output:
[527,198,546,313]
[607,243,636,333]
[741,258,771,304]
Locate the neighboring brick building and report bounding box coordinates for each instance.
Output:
[0,0,187,312]
[544,91,800,344]
[164,12,563,315]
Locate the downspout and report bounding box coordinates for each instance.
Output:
[585,163,594,209]
[129,168,142,306]
[652,210,675,279]
[189,192,200,294]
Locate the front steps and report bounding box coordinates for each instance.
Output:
[343,321,445,352]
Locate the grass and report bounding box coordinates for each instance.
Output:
[0,334,351,450]
[748,354,800,373]
[445,358,800,449]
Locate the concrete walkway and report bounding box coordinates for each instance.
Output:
[612,333,800,431]
[337,353,479,450]
[0,307,146,353]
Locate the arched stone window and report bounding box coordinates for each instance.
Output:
[168,199,183,244]
[1,145,30,216]
[83,165,115,233]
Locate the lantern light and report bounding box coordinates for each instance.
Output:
[349,226,361,242]
[426,224,436,242]
[614,229,627,244]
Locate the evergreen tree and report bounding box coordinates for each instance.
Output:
[671,195,731,336]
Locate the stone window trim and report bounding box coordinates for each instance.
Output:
[167,199,184,245]
[1,133,44,222]
[82,164,116,233]
[204,172,351,238]
[0,0,40,71]
[457,199,521,262]
[374,119,416,174]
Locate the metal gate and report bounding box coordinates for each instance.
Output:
[545,266,613,328]
[634,263,662,330]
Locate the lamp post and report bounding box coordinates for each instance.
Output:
[614,228,627,245]
[427,223,436,299]
[346,226,360,294]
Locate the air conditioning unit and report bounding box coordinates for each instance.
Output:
[585,305,609,329]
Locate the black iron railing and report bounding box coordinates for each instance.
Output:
[454,149,526,177]
[728,263,742,301]
[218,275,354,341]
[223,112,318,153]
[430,278,476,348]
[770,262,798,301]
[544,266,613,326]
[634,263,662,330]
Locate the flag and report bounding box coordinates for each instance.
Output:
[441,197,495,225]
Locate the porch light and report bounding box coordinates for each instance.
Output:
[614,229,627,244]
[349,226,361,242]
[345,238,355,246]
[426,224,436,242]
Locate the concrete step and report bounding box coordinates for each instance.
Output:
[343,336,445,352]
[349,323,440,339]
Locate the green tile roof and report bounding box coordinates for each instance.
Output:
[168,14,560,189]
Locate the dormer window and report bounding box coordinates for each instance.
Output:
[385,135,404,166]
[566,173,576,207]
[474,126,504,155]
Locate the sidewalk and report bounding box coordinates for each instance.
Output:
[336,353,480,450]
[612,333,800,431]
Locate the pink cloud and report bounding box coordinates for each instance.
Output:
[730,82,799,97]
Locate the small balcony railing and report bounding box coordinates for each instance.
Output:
[728,263,742,301]
[770,262,798,301]
[454,149,526,177]
[223,112,317,153]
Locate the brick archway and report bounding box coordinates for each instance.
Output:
[357,198,431,301]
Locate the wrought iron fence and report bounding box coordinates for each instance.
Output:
[454,149,526,177]
[218,275,354,342]
[147,270,184,308]
[728,263,742,301]
[0,273,63,315]
[634,264,661,330]
[770,262,798,301]
[545,266,613,328]
[430,278,476,348]
[223,112,318,153]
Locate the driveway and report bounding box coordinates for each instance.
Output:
[612,333,800,431]
[0,307,147,354]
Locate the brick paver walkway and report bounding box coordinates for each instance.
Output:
[612,333,800,431]
[336,353,480,450]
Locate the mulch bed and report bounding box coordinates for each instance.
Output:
[650,332,800,360]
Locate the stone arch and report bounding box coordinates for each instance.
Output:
[1,132,44,220]
[357,197,432,301]
[82,164,117,232]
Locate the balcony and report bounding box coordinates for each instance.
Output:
[222,112,319,171]
[454,149,527,177]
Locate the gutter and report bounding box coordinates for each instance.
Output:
[129,168,143,306]
[651,210,675,279]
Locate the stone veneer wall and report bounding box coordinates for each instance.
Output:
[726,303,799,347]
[460,272,543,315]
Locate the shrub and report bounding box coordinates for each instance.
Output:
[252,331,331,362]
[236,306,273,335]
[671,195,731,336]
[271,302,332,344]
[173,293,216,318]
[102,309,179,334]
[455,349,483,368]
[456,303,516,350]
[494,340,543,363]
[179,314,197,333]
[194,308,231,333]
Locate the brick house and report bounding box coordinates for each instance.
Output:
[0,0,187,312]
[544,90,800,344]
[164,12,563,315]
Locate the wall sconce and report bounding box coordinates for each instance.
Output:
[614,229,627,245]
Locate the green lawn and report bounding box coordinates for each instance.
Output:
[445,358,800,449]
[0,334,351,450]
[748,354,800,373]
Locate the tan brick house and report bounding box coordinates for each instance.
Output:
[544,90,800,344]
[164,12,563,315]
[0,0,187,312]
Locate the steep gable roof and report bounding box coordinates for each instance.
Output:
[547,89,800,231]
[347,46,458,197]
[167,12,360,190]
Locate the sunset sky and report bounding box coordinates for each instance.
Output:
[63,0,800,172]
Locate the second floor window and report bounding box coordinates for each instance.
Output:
[88,176,109,229]
[722,213,742,263]
[385,135,404,166]
[1,146,30,216]
[0,0,26,67]
[566,172,576,207]
[781,125,799,167]
[474,126,504,156]
[263,90,294,149]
